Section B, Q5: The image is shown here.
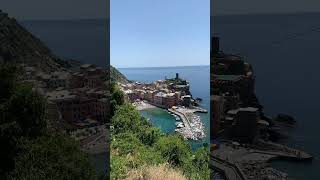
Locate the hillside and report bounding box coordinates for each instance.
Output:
[111,65,128,83]
[0,10,67,72]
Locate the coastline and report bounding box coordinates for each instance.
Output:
[136,100,207,141]
[133,101,157,111]
[212,140,312,180]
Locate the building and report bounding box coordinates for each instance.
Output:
[211,95,224,139]
[162,93,177,108]
[80,64,106,88]
[69,72,85,88]
[231,107,259,143]
[181,95,192,107]
[211,75,243,95]
[144,90,154,102]
[47,71,70,89]
[46,89,108,125]
[154,92,165,106]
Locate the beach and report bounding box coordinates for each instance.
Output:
[133,101,156,110]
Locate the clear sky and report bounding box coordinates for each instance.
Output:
[111,0,210,68]
[213,0,320,16]
[1,0,108,20]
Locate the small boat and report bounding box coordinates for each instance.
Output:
[177,123,184,128]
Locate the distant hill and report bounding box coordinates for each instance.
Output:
[110,66,128,83]
[0,10,68,72]
[0,10,127,83]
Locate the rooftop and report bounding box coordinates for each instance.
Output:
[214,75,242,81]
[81,64,94,68]
[47,90,76,101]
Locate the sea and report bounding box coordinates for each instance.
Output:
[118,66,210,150]
[21,19,210,171]
[213,13,320,180]
[20,14,320,179]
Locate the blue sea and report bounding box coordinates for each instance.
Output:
[20,14,320,179]
[119,66,210,150]
[213,13,320,180]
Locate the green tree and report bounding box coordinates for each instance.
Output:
[111,103,150,134]
[155,135,191,167]
[0,64,98,179]
[10,135,98,180]
[110,83,125,116]
[0,64,19,101]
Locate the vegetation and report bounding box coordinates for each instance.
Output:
[126,164,187,180]
[110,66,129,83]
[9,135,98,180]
[0,64,98,179]
[110,83,210,179]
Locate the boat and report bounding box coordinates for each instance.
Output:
[176,122,184,128]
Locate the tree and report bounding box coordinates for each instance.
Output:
[0,65,47,175]
[155,135,191,167]
[9,135,98,180]
[0,64,98,179]
[110,83,125,116]
[0,64,19,102]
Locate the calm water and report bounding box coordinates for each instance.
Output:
[213,13,320,179]
[140,108,176,134]
[119,66,210,150]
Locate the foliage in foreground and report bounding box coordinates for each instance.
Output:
[0,64,98,179]
[110,84,210,179]
[126,164,187,180]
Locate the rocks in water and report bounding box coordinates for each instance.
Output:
[274,114,296,125]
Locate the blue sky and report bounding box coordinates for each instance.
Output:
[111,0,210,68]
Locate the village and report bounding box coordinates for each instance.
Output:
[210,37,312,180]
[118,73,207,140]
[21,63,109,153]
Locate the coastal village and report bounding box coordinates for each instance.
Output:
[21,63,109,153]
[118,73,207,140]
[0,9,111,154]
[210,37,312,180]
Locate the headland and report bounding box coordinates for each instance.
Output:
[210,37,312,180]
[119,73,208,140]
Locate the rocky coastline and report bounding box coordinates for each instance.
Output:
[210,37,312,180]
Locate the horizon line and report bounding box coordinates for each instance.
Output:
[19,17,109,22]
[114,64,209,69]
[212,11,320,17]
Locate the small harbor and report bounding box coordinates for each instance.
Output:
[137,101,207,140]
[168,106,206,140]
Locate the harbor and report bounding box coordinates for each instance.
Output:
[135,101,207,140]
[119,67,210,150]
[211,140,312,180]
[168,106,206,140]
[120,72,209,141]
